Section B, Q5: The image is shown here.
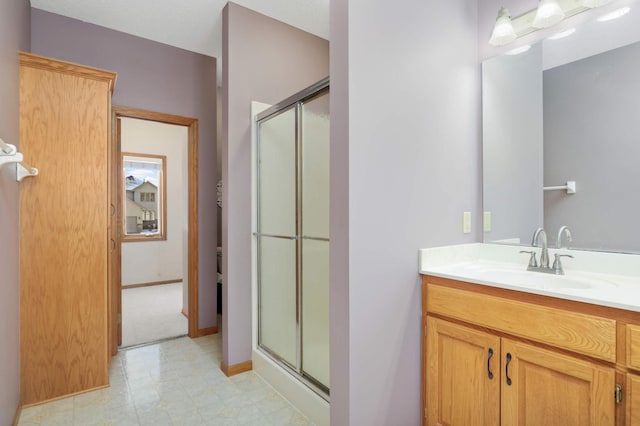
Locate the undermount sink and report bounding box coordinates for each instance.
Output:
[434,262,619,291]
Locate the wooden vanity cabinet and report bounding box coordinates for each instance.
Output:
[422,275,638,426]
[628,374,640,425]
[426,317,500,425]
[502,338,614,425]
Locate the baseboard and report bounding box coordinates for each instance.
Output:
[122,279,182,289]
[12,404,21,426]
[195,326,218,337]
[20,384,109,409]
[220,359,252,377]
[181,308,188,319]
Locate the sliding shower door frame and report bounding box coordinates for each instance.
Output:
[255,77,330,400]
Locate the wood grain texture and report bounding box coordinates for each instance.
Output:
[220,360,253,377]
[20,55,115,405]
[627,325,640,370]
[502,338,615,425]
[426,282,617,362]
[426,317,500,426]
[425,275,640,323]
[20,52,116,94]
[628,374,640,426]
[108,91,117,359]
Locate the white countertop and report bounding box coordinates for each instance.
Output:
[419,243,640,313]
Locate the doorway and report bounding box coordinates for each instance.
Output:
[109,107,199,354]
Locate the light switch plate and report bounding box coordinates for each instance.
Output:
[463,212,471,234]
[483,211,491,232]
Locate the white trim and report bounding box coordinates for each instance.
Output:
[253,349,330,426]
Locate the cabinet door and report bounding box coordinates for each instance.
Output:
[426,317,501,426]
[628,374,640,426]
[501,339,615,426]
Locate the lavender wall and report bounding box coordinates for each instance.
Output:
[329,0,350,421]
[483,44,543,245]
[544,41,640,253]
[330,0,481,423]
[221,2,329,366]
[30,9,218,329]
[0,1,30,422]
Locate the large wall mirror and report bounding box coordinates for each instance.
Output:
[122,152,167,241]
[483,1,640,254]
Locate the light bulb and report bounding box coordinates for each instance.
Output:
[532,0,565,28]
[489,7,517,46]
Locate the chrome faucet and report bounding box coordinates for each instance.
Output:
[557,225,572,249]
[520,228,554,273]
[521,227,574,274]
[532,228,550,269]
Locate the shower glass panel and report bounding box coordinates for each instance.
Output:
[301,91,330,389]
[257,106,297,368]
[258,237,297,366]
[256,79,330,398]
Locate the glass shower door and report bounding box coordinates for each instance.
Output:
[256,80,330,397]
[301,91,330,389]
[257,106,298,367]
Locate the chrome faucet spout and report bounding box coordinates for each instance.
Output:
[531,228,549,269]
[557,225,572,249]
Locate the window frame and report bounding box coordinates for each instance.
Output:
[121,152,167,242]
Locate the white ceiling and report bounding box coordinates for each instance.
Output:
[30,0,330,85]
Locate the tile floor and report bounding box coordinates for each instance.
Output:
[18,334,313,426]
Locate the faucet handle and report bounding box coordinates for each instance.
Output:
[520,250,538,268]
[552,253,574,275]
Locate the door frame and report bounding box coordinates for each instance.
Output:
[109,106,199,356]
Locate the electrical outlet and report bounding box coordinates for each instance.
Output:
[463,212,471,234]
[483,212,492,232]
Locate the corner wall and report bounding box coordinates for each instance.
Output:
[0,0,30,422]
[30,9,218,329]
[221,2,329,366]
[330,0,481,423]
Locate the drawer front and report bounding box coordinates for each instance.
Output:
[426,283,617,362]
[627,325,640,370]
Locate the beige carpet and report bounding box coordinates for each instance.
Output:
[121,282,187,347]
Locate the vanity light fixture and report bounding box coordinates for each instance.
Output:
[533,0,566,28]
[547,27,577,40]
[489,0,624,47]
[597,6,631,21]
[489,7,517,46]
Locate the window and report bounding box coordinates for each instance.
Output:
[122,153,167,241]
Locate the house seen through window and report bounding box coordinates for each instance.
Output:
[122,153,167,241]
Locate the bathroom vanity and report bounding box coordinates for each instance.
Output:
[419,244,640,426]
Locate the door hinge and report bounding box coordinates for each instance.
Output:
[615,384,622,404]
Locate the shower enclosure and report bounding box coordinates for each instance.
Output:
[255,78,329,397]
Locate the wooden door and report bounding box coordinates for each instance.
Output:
[19,53,116,405]
[628,374,640,426]
[108,116,122,356]
[501,338,615,426]
[425,317,501,426]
